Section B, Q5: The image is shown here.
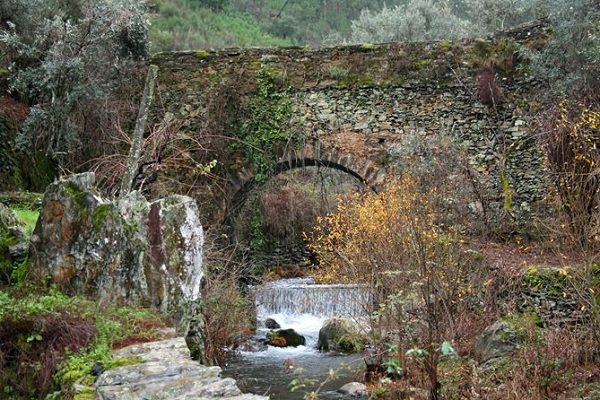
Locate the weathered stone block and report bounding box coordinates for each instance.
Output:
[30,173,204,313]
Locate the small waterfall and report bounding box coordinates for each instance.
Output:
[255,278,372,319]
[224,277,369,398]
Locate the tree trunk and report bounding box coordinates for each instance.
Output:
[119,64,159,197]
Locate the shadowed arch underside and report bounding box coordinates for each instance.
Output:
[224,141,385,230]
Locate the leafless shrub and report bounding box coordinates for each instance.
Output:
[200,234,255,366]
[476,67,504,107]
[537,92,600,249]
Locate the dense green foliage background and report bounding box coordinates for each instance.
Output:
[149,0,391,51]
[148,0,555,51]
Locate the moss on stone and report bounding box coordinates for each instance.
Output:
[500,312,542,340]
[437,39,452,53]
[73,390,97,400]
[470,38,519,73]
[522,266,571,297]
[64,182,88,214]
[261,65,285,81]
[106,355,143,369]
[327,65,350,81]
[355,74,375,86]
[335,333,365,353]
[91,204,115,232]
[248,60,263,70]
[413,59,432,69]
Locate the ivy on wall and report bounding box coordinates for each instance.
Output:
[234,67,294,183]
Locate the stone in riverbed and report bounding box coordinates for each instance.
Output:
[267,328,306,347]
[264,318,280,329]
[318,317,364,353]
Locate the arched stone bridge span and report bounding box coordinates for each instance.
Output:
[148,20,550,229]
[226,140,381,224]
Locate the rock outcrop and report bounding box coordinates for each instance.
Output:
[30,173,204,313]
[96,337,266,400]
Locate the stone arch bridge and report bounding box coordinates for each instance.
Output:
[148,20,550,231]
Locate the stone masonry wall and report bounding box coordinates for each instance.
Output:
[149,21,550,226]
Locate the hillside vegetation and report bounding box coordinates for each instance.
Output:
[1,0,599,399]
[148,0,548,51]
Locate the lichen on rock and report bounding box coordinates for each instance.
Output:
[30,173,204,315]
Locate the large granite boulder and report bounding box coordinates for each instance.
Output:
[318,317,364,353]
[0,203,28,279]
[30,173,204,314]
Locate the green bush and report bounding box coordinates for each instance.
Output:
[0,0,148,175]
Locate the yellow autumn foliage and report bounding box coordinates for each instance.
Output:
[308,176,466,296]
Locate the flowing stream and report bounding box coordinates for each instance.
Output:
[223,278,371,399]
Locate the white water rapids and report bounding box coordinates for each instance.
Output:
[223,278,371,399]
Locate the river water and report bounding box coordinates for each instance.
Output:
[222,278,370,399]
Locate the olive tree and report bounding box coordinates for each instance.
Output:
[529,0,600,95]
[0,0,148,175]
[349,0,472,43]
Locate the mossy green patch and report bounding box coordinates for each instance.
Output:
[232,66,295,183]
[413,59,432,69]
[355,74,375,86]
[195,50,210,59]
[91,204,116,232]
[327,65,350,81]
[73,390,97,400]
[106,355,144,369]
[522,266,572,297]
[0,288,166,398]
[12,209,39,236]
[470,38,519,73]
[64,182,88,213]
[261,65,285,82]
[0,68,9,78]
[437,39,452,53]
[208,71,224,83]
[0,192,43,210]
[500,311,542,342]
[335,333,365,353]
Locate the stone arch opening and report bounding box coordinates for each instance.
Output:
[223,156,379,271]
[225,157,376,230]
